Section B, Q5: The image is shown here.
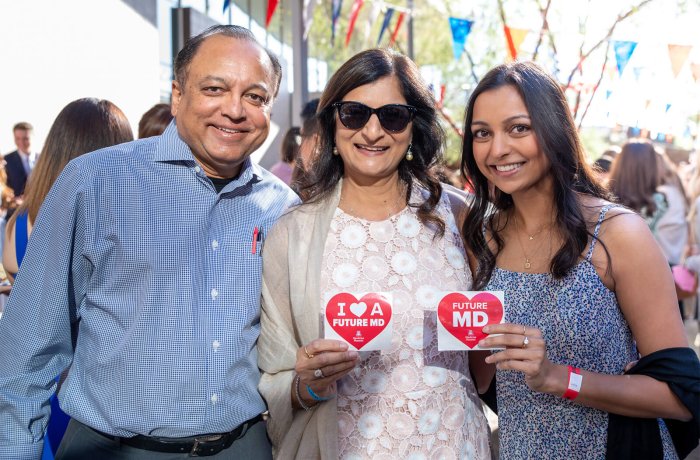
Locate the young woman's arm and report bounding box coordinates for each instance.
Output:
[481,210,693,420]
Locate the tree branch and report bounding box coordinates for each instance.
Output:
[532,0,553,61]
[577,39,612,129]
[565,0,655,89]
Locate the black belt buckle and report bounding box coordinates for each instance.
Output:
[190,434,229,457]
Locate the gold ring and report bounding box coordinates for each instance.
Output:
[304,346,314,359]
[522,336,530,348]
[522,325,526,335]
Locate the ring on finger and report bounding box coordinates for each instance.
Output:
[522,325,526,335]
[314,368,325,379]
[522,336,530,348]
[304,346,314,359]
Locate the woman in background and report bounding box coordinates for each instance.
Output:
[138,102,172,138]
[270,126,300,185]
[1,97,133,460]
[609,140,688,267]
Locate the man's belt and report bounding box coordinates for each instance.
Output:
[92,413,264,457]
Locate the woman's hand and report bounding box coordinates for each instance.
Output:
[293,339,359,408]
[479,323,566,396]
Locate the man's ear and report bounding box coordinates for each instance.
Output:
[171,81,182,117]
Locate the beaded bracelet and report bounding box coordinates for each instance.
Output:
[294,374,313,411]
[306,384,334,402]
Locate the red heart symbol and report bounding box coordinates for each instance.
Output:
[438,292,503,349]
[326,293,392,350]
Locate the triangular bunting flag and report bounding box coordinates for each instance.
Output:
[331,0,343,45]
[377,8,394,45]
[509,28,529,58]
[265,0,279,28]
[691,63,700,82]
[668,44,692,78]
[303,0,317,39]
[389,11,405,46]
[363,2,381,45]
[632,67,642,81]
[612,40,637,75]
[448,17,473,61]
[345,0,364,47]
[223,0,230,13]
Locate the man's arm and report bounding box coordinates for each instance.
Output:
[0,160,87,459]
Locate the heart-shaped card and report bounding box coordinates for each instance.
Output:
[437,291,505,350]
[324,292,393,351]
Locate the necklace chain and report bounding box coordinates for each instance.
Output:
[514,215,552,270]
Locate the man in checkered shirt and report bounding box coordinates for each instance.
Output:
[0,25,298,459]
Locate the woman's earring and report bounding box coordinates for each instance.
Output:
[333,146,339,156]
[405,144,414,161]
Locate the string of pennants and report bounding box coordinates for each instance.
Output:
[224,0,412,47]
[223,2,698,85]
[449,17,696,82]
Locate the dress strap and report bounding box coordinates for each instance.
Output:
[585,204,618,262]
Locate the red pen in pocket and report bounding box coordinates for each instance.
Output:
[252,226,259,254]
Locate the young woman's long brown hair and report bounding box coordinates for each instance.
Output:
[460,62,609,289]
[11,98,133,225]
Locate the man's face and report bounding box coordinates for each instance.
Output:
[171,35,276,178]
[13,129,31,153]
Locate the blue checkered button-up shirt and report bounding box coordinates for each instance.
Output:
[0,122,298,459]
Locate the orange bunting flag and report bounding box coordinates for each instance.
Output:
[345,0,365,47]
[509,28,529,58]
[389,12,406,46]
[691,63,700,82]
[668,44,692,78]
[503,26,528,61]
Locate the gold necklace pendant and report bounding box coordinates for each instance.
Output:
[524,258,532,269]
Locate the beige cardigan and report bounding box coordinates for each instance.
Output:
[258,184,342,460]
[258,182,469,460]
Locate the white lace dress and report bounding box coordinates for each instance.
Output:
[320,192,491,460]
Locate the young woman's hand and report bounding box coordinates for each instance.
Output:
[479,323,566,395]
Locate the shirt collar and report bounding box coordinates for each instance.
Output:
[153,120,262,183]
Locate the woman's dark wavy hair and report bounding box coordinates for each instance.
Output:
[300,48,447,236]
[460,61,610,289]
[608,140,659,217]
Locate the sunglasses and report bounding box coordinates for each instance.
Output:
[332,101,416,133]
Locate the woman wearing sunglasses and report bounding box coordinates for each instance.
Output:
[257,49,491,459]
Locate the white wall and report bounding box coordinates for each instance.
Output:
[0,0,161,153]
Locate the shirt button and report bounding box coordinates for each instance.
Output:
[194,166,201,173]
[212,340,221,351]
[211,394,218,404]
[211,288,219,300]
[211,240,219,250]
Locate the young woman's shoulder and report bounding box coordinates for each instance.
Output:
[578,195,640,233]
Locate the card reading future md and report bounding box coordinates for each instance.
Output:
[324,292,393,351]
[437,291,505,351]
